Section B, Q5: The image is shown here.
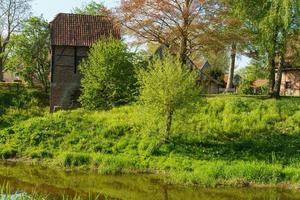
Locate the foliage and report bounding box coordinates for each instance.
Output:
[137,55,198,142]
[4,85,300,186]
[232,0,300,96]
[79,39,137,110]
[119,0,225,62]
[238,64,268,94]
[0,0,32,81]
[2,96,300,185]
[72,1,110,16]
[202,50,229,74]
[7,16,50,92]
[0,83,48,129]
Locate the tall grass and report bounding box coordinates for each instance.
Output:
[2,95,300,186]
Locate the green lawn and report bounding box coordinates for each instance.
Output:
[2,86,300,187]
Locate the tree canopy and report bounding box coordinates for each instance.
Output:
[138,54,198,143]
[231,0,300,97]
[72,1,110,16]
[79,39,137,110]
[0,0,32,81]
[119,0,224,63]
[6,16,50,92]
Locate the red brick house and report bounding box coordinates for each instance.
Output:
[50,13,120,112]
[279,68,300,96]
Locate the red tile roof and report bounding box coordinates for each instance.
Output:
[193,60,209,70]
[252,79,268,88]
[50,13,120,47]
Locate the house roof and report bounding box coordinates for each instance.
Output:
[50,13,120,47]
[252,79,268,88]
[152,44,223,86]
[193,60,210,71]
[224,74,241,84]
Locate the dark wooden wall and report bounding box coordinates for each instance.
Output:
[50,45,89,112]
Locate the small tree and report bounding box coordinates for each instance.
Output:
[0,0,32,81]
[138,55,198,143]
[80,39,137,110]
[6,16,50,92]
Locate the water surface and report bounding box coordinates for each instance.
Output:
[0,162,299,200]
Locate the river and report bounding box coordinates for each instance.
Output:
[0,162,299,200]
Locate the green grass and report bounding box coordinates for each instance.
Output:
[0,83,48,129]
[2,86,300,187]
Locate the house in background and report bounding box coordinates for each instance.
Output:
[50,13,120,112]
[193,60,224,93]
[280,68,300,96]
[153,44,225,94]
[252,79,268,94]
[2,71,21,82]
[249,37,300,96]
[279,39,300,96]
[222,74,241,93]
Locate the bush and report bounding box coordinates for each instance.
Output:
[137,54,198,142]
[0,147,17,159]
[79,39,137,110]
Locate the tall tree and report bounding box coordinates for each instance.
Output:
[233,0,300,97]
[0,0,31,81]
[72,1,110,16]
[6,16,50,92]
[213,0,253,93]
[119,0,222,63]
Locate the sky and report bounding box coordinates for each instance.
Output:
[32,0,120,21]
[31,0,250,68]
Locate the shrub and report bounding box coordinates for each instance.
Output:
[79,39,137,110]
[137,54,198,143]
[0,147,17,159]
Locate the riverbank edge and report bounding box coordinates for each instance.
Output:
[2,158,300,192]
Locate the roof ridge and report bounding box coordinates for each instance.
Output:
[51,12,120,47]
[51,13,113,23]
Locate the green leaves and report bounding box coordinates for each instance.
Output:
[137,54,199,141]
[72,1,109,16]
[7,16,50,91]
[138,55,198,113]
[79,39,137,110]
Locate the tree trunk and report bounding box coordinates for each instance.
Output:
[268,25,279,97]
[273,52,284,98]
[163,109,174,144]
[179,0,190,65]
[179,37,188,65]
[0,54,4,81]
[225,43,236,93]
[268,58,276,96]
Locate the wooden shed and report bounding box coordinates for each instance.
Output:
[50,13,120,112]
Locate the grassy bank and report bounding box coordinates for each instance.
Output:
[0,83,48,130]
[2,90,300,187]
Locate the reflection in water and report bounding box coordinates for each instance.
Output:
[0,161,300,200]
